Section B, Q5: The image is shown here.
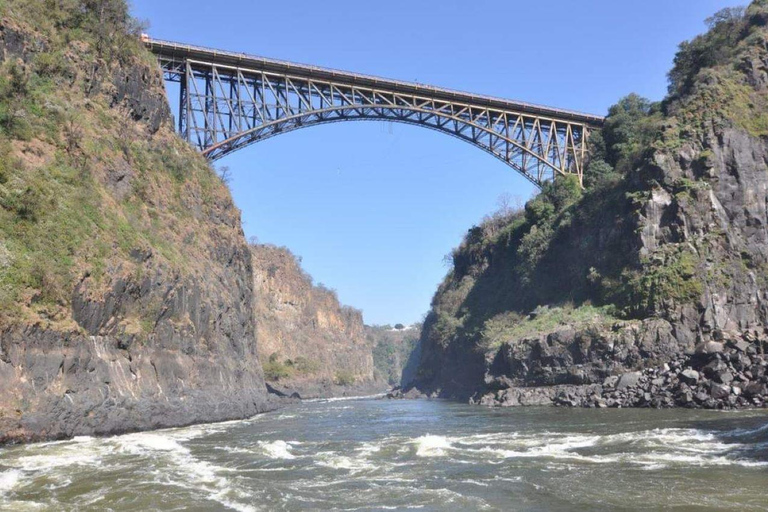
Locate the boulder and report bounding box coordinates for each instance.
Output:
[714,370,734,385]
[744,382,767,398]
[710,383,730,400]
[695,341,725,355]
[616,372,642,389]
[679,369,700,385]
[479,393,497,406]
[497,389,520,407]
[731,340,751,353]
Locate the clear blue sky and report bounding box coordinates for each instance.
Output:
[131,0,744,326]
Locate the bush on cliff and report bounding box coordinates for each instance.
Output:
[333,370,356,386]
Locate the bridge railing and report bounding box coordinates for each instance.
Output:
[144,37,604,127]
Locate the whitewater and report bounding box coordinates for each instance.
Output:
[0,398,767,511]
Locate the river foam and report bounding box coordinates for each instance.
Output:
[397,426,768,469]
[304,393,387,403]
[412,434,454,457]
[0,469,21,492]
[258,440,296,460]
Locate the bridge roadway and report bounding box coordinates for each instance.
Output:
[144,36,604,187]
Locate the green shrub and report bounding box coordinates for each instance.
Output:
[668,6,747,98]
[620,248,703,316]
[0,139,16,184]
[0,184,44,221]
[333,370,356,386]
[262,360,294,381]
[478,304,616,352]
[524,195,555,224]
[33,51,67,77]
[293,356,320,375]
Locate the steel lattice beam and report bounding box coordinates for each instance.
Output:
[144,37,604,188]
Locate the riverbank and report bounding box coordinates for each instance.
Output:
[472,336,768,410]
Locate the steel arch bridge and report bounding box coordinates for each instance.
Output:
[144,37,604,188]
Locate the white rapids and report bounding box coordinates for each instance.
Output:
[1,398,767,511]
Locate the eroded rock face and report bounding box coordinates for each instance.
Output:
[476,335,768,410]
[0,218,271,444]
[452,123,768,409]
[0,327,270,443]
[635,126,768,340]
[421,121,768,409]
[249,244,380,398]
[112,64,170,133]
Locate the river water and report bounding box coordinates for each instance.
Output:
[1,397,768,511]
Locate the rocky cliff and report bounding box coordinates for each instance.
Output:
[408,2,768,410]
[250,244,381,397]
[0,0,270,443]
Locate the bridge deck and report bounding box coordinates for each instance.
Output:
[144,37,604,128]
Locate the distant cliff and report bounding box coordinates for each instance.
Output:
[409,2,768,410]
[0,0,270,443]
[366,324,421,386]
[250,244,382,397]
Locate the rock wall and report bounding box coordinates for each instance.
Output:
[0,3,270,443]
[413,124,768,407]
[250,244,380,397]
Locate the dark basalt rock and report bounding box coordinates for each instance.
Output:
[616,372,642,389]
[0,251,273,444]
[0,22,38,63]
[112,65,170,133]
[476,335,768,410]
[387,386,427,400]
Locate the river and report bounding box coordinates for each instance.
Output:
[1,397,767,511]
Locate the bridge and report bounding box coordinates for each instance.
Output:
[144,37,604,187]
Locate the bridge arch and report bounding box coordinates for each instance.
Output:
[146,38,603,188]
[205,105,574,187]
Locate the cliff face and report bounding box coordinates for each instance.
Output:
[0,1,269,443]
[250,244,380,397]
[410,2,768,409]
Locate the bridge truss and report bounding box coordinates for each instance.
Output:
[145,38,603,187]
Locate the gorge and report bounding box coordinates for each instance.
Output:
[0,0,404,444]
[1,1,768,510]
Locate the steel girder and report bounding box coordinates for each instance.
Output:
[151,43,602,188]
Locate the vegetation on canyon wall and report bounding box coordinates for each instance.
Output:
[0,0,233,334]
[367,323,421,385]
